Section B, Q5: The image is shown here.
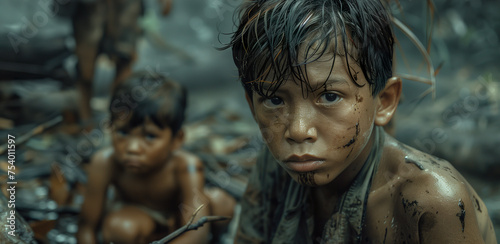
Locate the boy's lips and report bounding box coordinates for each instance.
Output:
[283,154,325,172]
[123,159,143,167]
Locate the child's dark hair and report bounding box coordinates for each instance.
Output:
[109,71,187,135]
[225,0,394,98]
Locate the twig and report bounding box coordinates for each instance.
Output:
[392,17,437,99]
[187,204,205,226]
[395,73,433,85]
[0,116,63,155]
[150,204,231,244]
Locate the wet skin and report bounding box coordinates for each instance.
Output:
[76,118,212,244]
[246,51,497,243]
[364,136,496,243]
[248,54,379,190]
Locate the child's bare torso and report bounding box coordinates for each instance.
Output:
[103,148,194,216]
[361,136,496,243]
[111,156,180,213]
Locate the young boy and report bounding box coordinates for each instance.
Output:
[76,72,234,244]
[226,0,497,243]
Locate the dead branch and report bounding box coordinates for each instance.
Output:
[0,116,63,155]
[150,204,230,244]
[395,73,433,85]
[392,17,437,99]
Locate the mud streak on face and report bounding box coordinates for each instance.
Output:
[298,172,317,186]
[342,122,360,148]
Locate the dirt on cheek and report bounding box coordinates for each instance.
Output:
[356,94,363,103]
[258,122,278,144]
[341,122,360,148]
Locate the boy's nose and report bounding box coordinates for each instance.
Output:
[285,109,317,144]
[126,138,142,154]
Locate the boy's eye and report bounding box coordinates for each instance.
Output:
[116,129,128,136]
[263,97,284,108]
[145,133,157,140]
[318,93,341,104]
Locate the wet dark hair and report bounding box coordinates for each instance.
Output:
[109,71,187,135]
[225,0,394,98]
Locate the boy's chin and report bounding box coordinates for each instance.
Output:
[288,171,333,187]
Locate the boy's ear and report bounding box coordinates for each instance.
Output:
[172,129,185,151]
[374,77,402,126]
[245,93,256,118]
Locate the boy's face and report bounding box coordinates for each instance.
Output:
[248,52,382,187]
[111,117,183,174]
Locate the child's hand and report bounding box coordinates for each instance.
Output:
[159,0,173,16]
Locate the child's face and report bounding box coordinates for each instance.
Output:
[248,53,381,187]
[111,117,182,174]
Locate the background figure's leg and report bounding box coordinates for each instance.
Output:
[108,0,143,90]
[112,53,137,91]
[102,206,157,244]
[72,1,105,124]
[205,187,236,242]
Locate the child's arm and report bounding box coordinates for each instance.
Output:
[170,154,211,244]
[76,149,113,244]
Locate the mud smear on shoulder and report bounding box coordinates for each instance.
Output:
[402,198,419,209]
[473,195,482,213]
[422,154,440,168]
[383,228,387,244]
[402,197,420,216]
[456,199,466,232]
[404,156,425,170]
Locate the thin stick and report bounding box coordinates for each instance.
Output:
[187,204,205,226]
[150,204,230,244]
[395,73,433,85]
[392,17,437,99]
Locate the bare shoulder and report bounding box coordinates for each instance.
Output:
[87,147,114,173]
[172,150,204,175]
[380,135,475,196]
[376,135,496,243]
[173,150,207,205]
[82,147,114,195]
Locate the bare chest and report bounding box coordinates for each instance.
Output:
[112,170,179,211]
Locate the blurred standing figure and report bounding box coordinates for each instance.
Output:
[71,0,172,124]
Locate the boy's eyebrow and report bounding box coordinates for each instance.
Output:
[255,79,274,91]
[314,77,349,90]
[256,77,349,94]
[144,124,161,132]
